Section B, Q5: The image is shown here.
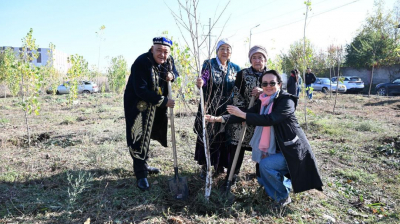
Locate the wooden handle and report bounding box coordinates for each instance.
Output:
[168,82,178,168]
[227,96,256,182]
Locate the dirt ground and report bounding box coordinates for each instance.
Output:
[0,92,399,223]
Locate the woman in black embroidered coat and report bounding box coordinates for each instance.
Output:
[225,45,268,180]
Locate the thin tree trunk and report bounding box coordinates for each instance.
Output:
[21,72,31,147]
[333,61,340,113]
[368,65,375,97]
[329,67,332,98]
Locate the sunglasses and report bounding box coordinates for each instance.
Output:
[261,82,278,87]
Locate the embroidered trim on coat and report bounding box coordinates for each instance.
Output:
[155,96,164,107]
[132,67,160,160]
[131,113,143,146]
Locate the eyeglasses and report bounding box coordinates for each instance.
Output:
[218,47,231,53]
[261,82,278,87]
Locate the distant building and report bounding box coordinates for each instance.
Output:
[0,46,71,74]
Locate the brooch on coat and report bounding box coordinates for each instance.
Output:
[137,101,148,112]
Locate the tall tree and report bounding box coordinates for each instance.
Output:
[17,28,43,147]
[345,0,399,96]
[170,0,231,200]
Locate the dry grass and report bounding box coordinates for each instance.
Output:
[0,91,399,223]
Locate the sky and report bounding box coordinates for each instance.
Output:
[0,0,397,72]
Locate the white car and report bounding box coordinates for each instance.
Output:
[312,78,347,93]
[47,81,99,94]
[331,76,364,93]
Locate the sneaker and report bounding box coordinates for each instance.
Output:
[277,196,291,208]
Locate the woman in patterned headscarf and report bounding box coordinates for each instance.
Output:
[224,45,268,184]
[194,38,241,179]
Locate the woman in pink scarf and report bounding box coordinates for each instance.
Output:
[206,70,323,208]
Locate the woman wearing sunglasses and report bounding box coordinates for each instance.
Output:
[206,70,323,207]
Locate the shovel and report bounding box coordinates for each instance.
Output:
[167,81,189,200]
[222,96,256,198]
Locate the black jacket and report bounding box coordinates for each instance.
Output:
[287,75,298,95]
[224,90,323,193]
[305,72,317,85]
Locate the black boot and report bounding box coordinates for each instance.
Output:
[145,164,160,175]
[256,163,260,178]
[137,178,150,191]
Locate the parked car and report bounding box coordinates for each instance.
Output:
[47,81,99,95]
[331,76,364,93]
[376,78,400,96]
[312,78,347,93]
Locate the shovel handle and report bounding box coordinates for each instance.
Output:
[168,81,178,169]
[227,96,256,182]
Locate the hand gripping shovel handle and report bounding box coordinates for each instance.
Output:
[227,96,256,184]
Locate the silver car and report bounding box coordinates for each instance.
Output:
[331,76,364,93]
[312,78,347,93]
[47,81,99,94]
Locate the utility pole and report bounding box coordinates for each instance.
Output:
[303,1,311,131]
[249,24,260,50]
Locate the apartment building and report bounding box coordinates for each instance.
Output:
[1,46,71,74]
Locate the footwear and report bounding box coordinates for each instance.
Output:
[137,178,150,191]
[277,196,291,208]
[199,165,206,180]
[220,174,237,189]
[145,164,160,175]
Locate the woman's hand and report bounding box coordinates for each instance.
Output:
[251,87,263,97]
[205,115,222,123]
[166,72,174,81]
[226,105,246,119]
[196,78,204,88]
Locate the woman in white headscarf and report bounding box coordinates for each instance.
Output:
[194,39,241,178]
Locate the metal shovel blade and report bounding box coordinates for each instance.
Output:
[168,171,188,200]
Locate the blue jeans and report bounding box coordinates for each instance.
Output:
[296,87,301,97]
[306,84,313,99]
[257,152,292,202]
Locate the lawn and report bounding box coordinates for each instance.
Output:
[0,92,399,223]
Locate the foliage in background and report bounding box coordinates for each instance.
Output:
[42,43,61,95]
[67,54,89,105]
[0,47,19,97]
[170,38,197,100]
[266,55,283,73]
[281,38,314,75]
[107,55,127,94]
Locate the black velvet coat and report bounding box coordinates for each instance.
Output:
[223,90,323,193]
[124,50,178,160]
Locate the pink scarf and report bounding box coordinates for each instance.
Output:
[258,94,274,152]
